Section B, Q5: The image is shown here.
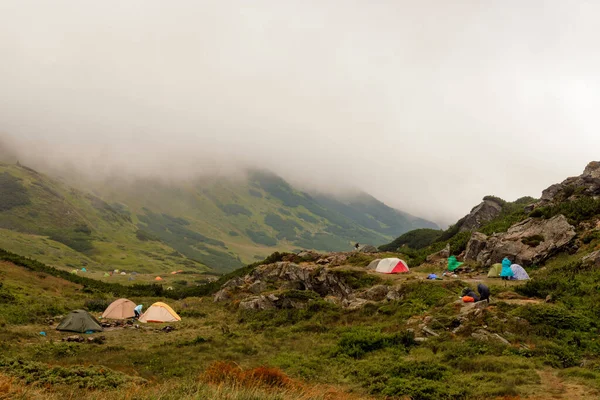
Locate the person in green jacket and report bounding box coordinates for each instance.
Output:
[447,256,463,273]
[500,257,514,280]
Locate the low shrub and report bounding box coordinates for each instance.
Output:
[200,361,291,388]
[334,328,415,359]
[84,298,111,312]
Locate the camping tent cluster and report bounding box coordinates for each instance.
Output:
[367,258,409,274]
[56,300,181,333]
[487,263,530,280]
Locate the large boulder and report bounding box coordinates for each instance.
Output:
[460,198,503,232]
[464,215,576,266]
[540,161,600,204]
[213,261,353,303]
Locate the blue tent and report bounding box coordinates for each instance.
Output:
[81,267,87,272]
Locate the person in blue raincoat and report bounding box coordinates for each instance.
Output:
[500,257,513,280]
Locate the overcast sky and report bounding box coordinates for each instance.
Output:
[1,1,599,226]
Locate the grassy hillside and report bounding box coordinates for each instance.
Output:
[60,169,437,271]
[0,162,436,273]
[3,247,600,399]
[0,163,209,274]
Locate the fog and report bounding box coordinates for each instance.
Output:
[2,1,600,226]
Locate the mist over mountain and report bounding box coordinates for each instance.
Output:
[0,158,437,273]
[3,1,600,227]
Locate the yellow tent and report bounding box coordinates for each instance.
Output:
[139,302,181,323]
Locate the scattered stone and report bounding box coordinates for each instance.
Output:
[62,335,84,343]
[213,288,232,303]
[162,326,175,333]
[492,333,510,345]
[342,298,370,310]
[414,337,428,343]
[239,296,276,311]
[422,327,439,337]
[87,336,106,344]
[582,250,600,268]
[360,285,391,302]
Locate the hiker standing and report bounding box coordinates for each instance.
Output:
[500,257,513,281]
[354,243,360,251]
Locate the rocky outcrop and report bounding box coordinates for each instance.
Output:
[464,215,576,266]
[239,295,276,311]
[582,250,600,268]
[360,285,392,301]
[540,161,600,204]
[460,198,503,232]
[214,261,353,306]
[358,245,379,253]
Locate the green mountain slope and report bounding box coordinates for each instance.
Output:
[0,163,437,273]
[0,162,208,274]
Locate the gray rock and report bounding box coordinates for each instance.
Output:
[582,250,600,268]
[422,327,439,337]
[360,285,390,301]
[239,296,275,311]
[465,215,576,266]
[343,298,370,310]
[213,289,232,303]
[460,199,503,232]
[359,245,379,253]
[471,329,510,345]
[248,280,267,294]
[221,277,244,289]
[427,243,450,262]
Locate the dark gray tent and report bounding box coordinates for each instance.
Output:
[56,310,103,333]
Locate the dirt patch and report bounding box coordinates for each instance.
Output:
[522,369,598,400]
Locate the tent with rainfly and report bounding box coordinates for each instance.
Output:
[487,263,503,278]
[57,310,103,333]
[368,258,409,274]
[102,298,136,319]
[139,302,181,323]
[510,264,530,280]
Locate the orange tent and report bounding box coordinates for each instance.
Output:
[155,276,163,281]
[170,271,177,275]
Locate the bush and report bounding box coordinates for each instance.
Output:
[84,298,110,312]
[330,269,382,289]
[0,358,146,389]
[334,328,415,359]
